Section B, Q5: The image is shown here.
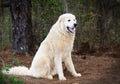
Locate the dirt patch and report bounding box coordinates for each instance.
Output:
[0,48,120,84]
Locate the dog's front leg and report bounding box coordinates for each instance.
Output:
[64,53,81,77]
[54,55,66,80]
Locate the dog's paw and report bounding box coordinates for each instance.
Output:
[73,73,82,77]
[47,75,53,80]
[59,76,66,80]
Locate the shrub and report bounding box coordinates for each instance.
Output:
[0,71,24,84]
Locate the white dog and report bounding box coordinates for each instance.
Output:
[2,13,81,80]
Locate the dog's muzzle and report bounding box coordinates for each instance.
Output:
[67,23,77,34]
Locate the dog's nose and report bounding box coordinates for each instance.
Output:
[74,23,77,27]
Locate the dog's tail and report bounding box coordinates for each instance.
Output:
[2,66,31,76]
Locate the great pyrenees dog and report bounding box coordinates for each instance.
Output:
[2,13,81,80]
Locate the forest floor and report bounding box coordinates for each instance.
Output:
[0,46,120,84]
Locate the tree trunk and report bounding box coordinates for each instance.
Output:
[10,0,35,55]
[95,0,106,46]
[62,0,68,13]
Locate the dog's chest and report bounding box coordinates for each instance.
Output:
[54,39,73,53]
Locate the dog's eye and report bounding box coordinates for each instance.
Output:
[68,20,71,22]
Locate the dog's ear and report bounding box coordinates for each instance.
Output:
[57,14,65,23]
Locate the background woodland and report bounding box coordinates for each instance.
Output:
[0,0,120,55]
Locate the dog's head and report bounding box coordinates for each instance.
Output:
[57,13,77,34]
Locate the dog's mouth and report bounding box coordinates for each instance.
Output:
[67,27,76,34]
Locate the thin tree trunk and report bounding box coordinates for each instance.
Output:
[96,0,106,46]
[0,0,4,49]
[62,0,68,13]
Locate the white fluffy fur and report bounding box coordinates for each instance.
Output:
[2,66,31,76]
[2,13,81,80]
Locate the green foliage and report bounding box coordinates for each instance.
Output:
[2,60,20,71]
[0,59,23,84]
[0,71,24,84]
[0,11,12,50]
[76,9,99,48]
[9,76,24,84]
[1,0,120,50]
[0,71,6,84]
[32,0,63,45]
[2,65,9,71]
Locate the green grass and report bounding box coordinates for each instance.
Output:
[0,59,24,84]
[0,71,24,84]
[2,60,20,71]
